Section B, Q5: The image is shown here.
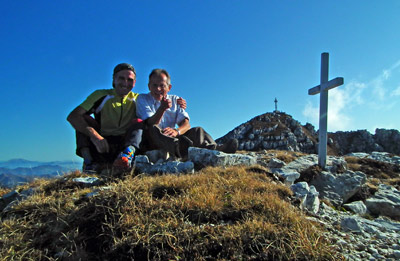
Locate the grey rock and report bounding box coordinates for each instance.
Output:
[135,157,194,175]
[135,155,150,164]
[393,250,400,259]
[276,171,300,186]
[1,188,38,212]
[0,190,19,210]
[268,158,286,169]
[279,154,318,173]
[374,128,400,155]
[290,182,310,196]
[366,184,400,219]
[343,201,367,215]
[341,216,363,233]
[346,152,370,158]
[72,177,102,186]
[364,217,400,232]
[310,170,366,206]
[188,147,257,168]
[145,149,168,163]
[290,182,320,213]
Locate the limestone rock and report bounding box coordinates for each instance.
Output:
[72,177,102,186]
[268,158,286,169]
[135,155,194,175]
[290,182,320,214]
[188,147,257,168]
[365,184,400,220]
[343,201,367,215]
[310,170,366,206]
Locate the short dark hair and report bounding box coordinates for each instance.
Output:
[149,68,171,85]
[113,63,136,79]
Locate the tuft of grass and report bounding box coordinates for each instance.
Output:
[0,166,342,260]
[345,156,400,191]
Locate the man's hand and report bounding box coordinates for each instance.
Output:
[162,127,179,137]
[177,97,187,110]
[90,134,110,153]
[160,96,172,111]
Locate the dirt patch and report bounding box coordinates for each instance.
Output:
[298,165,322,183]
[348,158,400,179]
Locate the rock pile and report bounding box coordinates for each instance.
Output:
[216,111,400,156]
[272,152,400,260]
[216,112,317,153]
[331,128,400,155]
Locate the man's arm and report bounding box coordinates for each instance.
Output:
[177,97,186,110]
[162,118,190,137]
[67,106,110,153]
[145,96,171,126]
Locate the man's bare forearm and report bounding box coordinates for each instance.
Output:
[177,118,190,135]
[67,107,101,139]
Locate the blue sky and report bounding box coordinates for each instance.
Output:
[1,0,400,162]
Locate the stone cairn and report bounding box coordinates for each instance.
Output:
[216,112,318,154]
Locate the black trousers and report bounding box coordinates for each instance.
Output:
[142,125,217,159]
[75,118,143,163]
[182,127,217,150]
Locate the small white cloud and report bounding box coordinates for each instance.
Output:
[343,80,366,106]
[302,89,352,132]
[302,59,400,132]
[327,88,352,131]
[382,69,390,80]
[391,86,400,97]
[371,77,386,101]
[370,60,400,101]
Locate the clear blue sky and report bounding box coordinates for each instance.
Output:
[1,0,400,162]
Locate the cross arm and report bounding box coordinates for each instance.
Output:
[308,77,344,95]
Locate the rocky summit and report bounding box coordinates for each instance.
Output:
[216,111,400,156]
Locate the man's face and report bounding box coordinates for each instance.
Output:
[113,70,136,97]
[148,73,171,101]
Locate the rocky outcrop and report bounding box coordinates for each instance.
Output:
[374,128,400,155]
[365,184,400,220]
[216,111,400,156]
[133,148,257,175]
[216,112,317,154]
[310,170,366,206]
[330,130,383,155]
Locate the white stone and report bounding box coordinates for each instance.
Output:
[188,147,257,167]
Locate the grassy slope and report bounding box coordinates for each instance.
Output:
[0,164,342,260]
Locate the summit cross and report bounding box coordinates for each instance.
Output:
[308,52,344,169]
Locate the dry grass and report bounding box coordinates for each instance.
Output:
[0,167,342,260]
[345,156,400,191]
[256,149,305,166]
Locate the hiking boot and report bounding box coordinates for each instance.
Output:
[149,125,179,159]
[178,135,194,160]
[82,162,99,174]
[113,145,135,170]
[216,138,239,153]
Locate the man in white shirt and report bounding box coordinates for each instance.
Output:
[136,68,238,159]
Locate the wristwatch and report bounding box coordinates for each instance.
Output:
[175,128,181,136]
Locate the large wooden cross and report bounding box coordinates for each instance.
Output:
[308,52,344,169]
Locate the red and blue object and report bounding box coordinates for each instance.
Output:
[113,145,135,170]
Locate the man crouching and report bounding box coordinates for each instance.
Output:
[136,68,238,159]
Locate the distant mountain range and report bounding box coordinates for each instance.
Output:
[0,159,82,188]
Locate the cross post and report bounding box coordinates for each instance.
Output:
[308,53,344,169]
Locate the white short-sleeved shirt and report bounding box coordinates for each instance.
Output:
[136,93,190,129]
